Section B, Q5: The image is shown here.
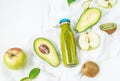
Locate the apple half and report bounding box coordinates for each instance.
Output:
[97,0,117,8]
[79,31,100,50]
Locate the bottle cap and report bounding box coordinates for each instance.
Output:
[59,18,70,24]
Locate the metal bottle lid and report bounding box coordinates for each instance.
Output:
[59,18,70,24]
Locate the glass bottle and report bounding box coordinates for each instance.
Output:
[59,18,78,67]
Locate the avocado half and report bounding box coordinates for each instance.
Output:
[34,38,60,67]
[75,8,101,32]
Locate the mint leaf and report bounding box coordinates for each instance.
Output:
[29,68,40,79]
[20,77,31,81]
[67,0,75,6]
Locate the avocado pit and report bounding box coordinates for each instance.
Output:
[39,44,49,54]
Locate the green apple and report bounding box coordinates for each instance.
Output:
[4,48,27,70]
[78,31,100,50]
[97,0,117,8]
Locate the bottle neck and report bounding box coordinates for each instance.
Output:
[60,22,71,31]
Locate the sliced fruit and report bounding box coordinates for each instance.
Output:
[79,32,89,50]
[79,31,100,50]
[100,22,117,34]
[33,38,60,67]
[82,0,92,10]
[75,8,101,32]
[97,0,117,8]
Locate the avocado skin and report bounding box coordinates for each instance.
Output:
[33,38,60,67]
[75,8,102,32]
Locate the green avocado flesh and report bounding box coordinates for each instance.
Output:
[34,38,60,67]
[75,8,101,32]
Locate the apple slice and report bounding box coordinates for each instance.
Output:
[79,31,100,50]
[97,0,117,8]
[82,0,92,10]
[89,31,100,48]
[79,32,90,50]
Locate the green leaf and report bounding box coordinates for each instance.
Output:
[29,68,40,79]
[67,0,76,6]
[20,77,32,81]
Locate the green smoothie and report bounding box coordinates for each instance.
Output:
[59,18,78,67]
